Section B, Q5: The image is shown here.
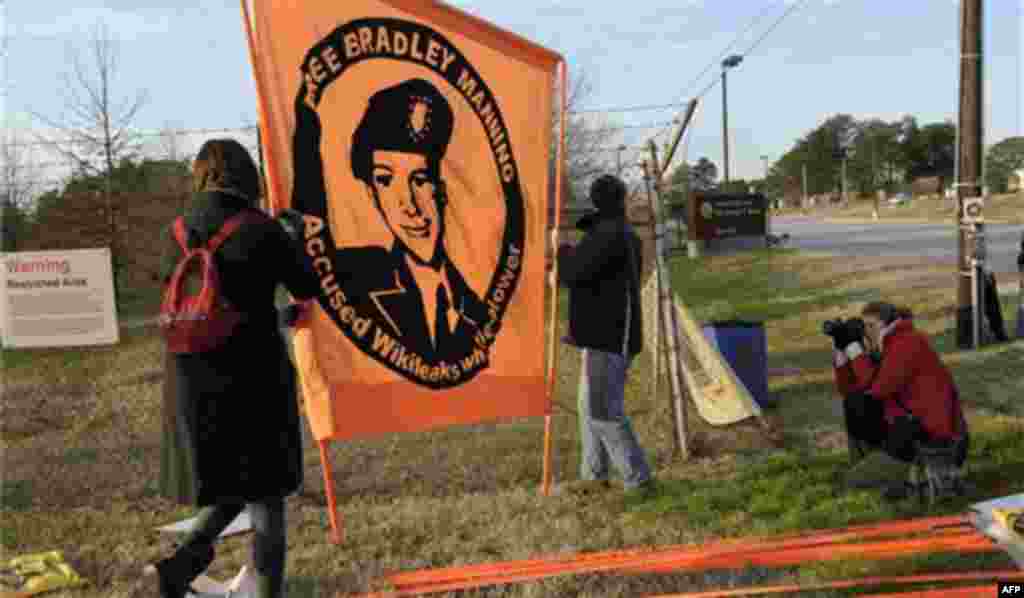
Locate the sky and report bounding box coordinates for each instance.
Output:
[3,0,1023,188]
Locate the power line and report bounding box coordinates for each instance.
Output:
[669,1,785,113]
[6,120,675,156]
[570,102,692,115]
[570,1,791,121]
[741,0,813,67]
[687,0,812,110]
[5,125,259,149]
[646,0,814,164]
[646,0,788,145]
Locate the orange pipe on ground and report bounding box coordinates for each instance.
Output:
[382,516,969,587]
[625,530,993,575]
[644,570,1024,598]
[392,534,994,595]
[861,584,996,597]
[358,528,994,596]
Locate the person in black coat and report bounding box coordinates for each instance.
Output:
[558,174,654,496]
[146,139,319,598]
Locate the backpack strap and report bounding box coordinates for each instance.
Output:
[205,210,265,253]
[172,217,190,252]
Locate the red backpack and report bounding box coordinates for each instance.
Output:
[159,212,261,354]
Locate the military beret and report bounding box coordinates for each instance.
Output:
[351,78,454,183]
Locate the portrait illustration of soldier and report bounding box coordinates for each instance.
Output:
[287,17,534,391]
[343,78,488,360]
[291,75,501,385]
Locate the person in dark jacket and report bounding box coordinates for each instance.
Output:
[558,174,654,496]
[832,301,968,501]
[145,139,319,598]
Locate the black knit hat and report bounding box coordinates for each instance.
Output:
[351,78,454,184]
[589,174,627,214]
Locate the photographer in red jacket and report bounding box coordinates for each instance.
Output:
[829,301,969,501]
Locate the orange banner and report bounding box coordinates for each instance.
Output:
[244,0,563,440]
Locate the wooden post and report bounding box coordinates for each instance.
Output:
[651,273,661,403]
[640,100,698,459]
[643,156,690,460]
[656,273,682,456]
[955,0,984,350]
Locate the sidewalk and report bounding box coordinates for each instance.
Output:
[822,215,1015,225]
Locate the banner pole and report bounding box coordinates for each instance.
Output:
[318,439,344,544]
[542,61,568,497]
[238,0,285,214]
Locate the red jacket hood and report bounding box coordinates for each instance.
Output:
[881,318,914,347]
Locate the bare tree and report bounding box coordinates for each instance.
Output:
[33,22,148,188]
[1,131,38,251]
[31,22,149,300]
[552,69,623,207]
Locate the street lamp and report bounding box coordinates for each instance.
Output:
[616,144,627,176]
[721,54,744,185]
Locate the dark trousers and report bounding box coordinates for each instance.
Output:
[180,497,286,597]
[843,394,967,466]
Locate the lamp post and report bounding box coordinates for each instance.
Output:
[616,144,628,176]
[721,54,744,185]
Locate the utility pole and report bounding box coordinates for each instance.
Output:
[955,0,984,350]
[802,163,808,208]
[872,132,878,194]
[842,154,848,204]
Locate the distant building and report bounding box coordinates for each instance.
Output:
[1009,169,1024,193]
[911,176,943,197]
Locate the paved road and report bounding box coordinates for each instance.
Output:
[771,216,1024,275]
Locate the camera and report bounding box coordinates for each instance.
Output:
[822,317,865,340]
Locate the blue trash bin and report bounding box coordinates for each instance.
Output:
[701,320,776,409]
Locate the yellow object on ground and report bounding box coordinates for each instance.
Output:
[991,508,1024,539]
[0,551,88,598]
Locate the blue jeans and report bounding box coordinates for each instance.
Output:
[578,348,652,489]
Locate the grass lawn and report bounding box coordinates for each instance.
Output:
[3,249,1024,596]
[802,191,1023,224]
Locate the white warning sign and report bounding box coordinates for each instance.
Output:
[2,248,119,348]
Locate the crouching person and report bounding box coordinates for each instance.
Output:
[830,301,969,503]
